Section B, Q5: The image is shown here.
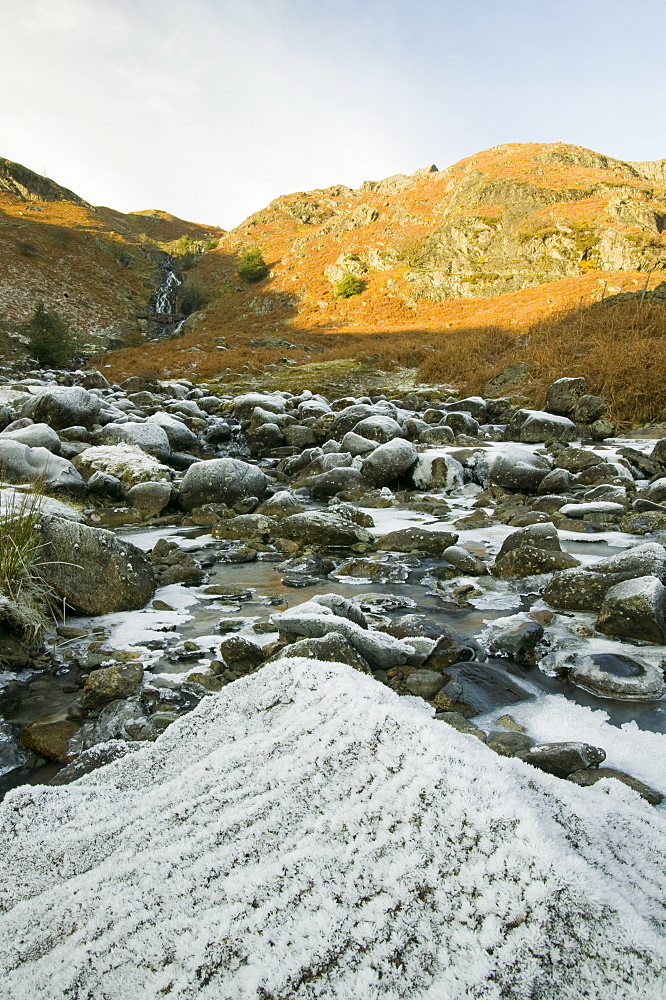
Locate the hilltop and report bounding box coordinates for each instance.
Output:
[1,144,665,421]
[0,156,223,354]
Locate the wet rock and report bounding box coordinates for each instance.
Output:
[212,513,275,540]
[377,527,458,554]
[19,720,80,762]
[81,662,144,710]
[442,545,487,575]
[0,636,30,668]
[277,511,374,547]
[269,632,372,673]
[537,468,576,494]
[218,635,265,671]
[94,422,171,461]
[332,557,409,584]
[566,768,663,804]
[423,635,478,671]
[545,377,588,416]
[439,662,531,716]
[543,568,631,612]
[405,669,445,699]
[362,439,418,486]
[39,517,155,614]
[179,458,269,510]
[0,439,85,496]
[595,575,666,643]
[482,614,544,665]
[486,731,536,757]
[49,739,141,784]
[518,741,605,777]
[434,711,486,741]
[548,650,666,701]
[493,545,579,578]
[22,385,101,429]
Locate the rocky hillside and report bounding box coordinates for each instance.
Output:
[0,156,223,353]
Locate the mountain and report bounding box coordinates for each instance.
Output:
[0,156,224,354]
[1,144,665,421]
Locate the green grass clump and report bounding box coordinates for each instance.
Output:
[335,273,364,298]
[0,491,54,637]
[237,248,269,283]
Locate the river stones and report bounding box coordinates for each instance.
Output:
[81,662,144,710]
[38,517,155,614]
[277,511,374,547]
[545,377,588,415]
[147,412,200,452]
[179,458,269,510]
[595,576,666,643]
[405,669,445,699]
[94,422,171,461]
[439,662,531,715]
[268,632,372,673]
[547,650,666,701]
[352,415,405,443]
[0,422,62,453]
[377,526,458,554]
[493,523,579,578]
[361,439,418,486]
[74,443,172,490]
[22,385,101,429]
[518,741,605,777]
[478,444,552,492]
[0,439,85,496]
[19,720,80,762]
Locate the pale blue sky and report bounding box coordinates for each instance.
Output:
[2,0,665,228]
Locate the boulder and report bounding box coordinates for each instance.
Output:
[508,409,577,443]
[0,440,85,496]
[19,720,79,763]
[518,742,605,777]
[586,543,666,583]
[418,425,455,446]
[554,448,603,473]
[232,392,286,419]
[147,412,200,452]
[38,517,155,614]
[548,650,666,701]
[362,439,418,486]
[81,663,144,710]
[255,491,305,519]
[651,438,666,468]
[377,527,458,553]
[307,468,372,498]
[544,377,588,416]
[126,481,172,517]
[178,458,269,511]
[405,670,445,699]
[595,576,666,643]
[566,768,662,805]
[444,411,479,437]
[1,422,61,454]
[493,546,579,578]
[440,662,531,715]
[477,445,551,492]
[277,512,374,547]
[340,431,377,456]
[572,395,607,424]
[94,422,171,461]
[412,453,464,491]
[22,386,101,430]
[218,636,265,671]
[352,415,404,443]
[73,444,172,491]
[269,633,372,673]
[543,568,633,612]
[328,404,376,439]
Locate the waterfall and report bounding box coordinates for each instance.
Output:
[153,269,181,316]
[146,260,184,341]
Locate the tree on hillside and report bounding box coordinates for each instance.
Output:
[237,248,269,283]
[24,302,79,367]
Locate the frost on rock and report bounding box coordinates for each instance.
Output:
[73,442,173,489]
[0,659,665,999]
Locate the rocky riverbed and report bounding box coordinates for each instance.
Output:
[0,369,665,805]
[1,367,666,996]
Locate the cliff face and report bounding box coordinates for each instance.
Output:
[0,158,224,351]
[206,142,666,314]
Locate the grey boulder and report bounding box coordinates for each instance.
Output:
[22,386,101,430]
[178,458,269,511]
[95,422,171,461]
[362,439,418,486]
[0,439,85,496]
[595,575,666,643]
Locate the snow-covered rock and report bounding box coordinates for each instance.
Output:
[0,659,664,998]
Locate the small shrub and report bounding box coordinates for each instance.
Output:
[24,301,79,367]
[237,248,269,283]
[335,273,364,298]
[15,241,38,258]
[179,283,209,316]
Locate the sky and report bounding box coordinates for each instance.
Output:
[2,0,666,229]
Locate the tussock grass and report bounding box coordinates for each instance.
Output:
[0,491,55,637]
